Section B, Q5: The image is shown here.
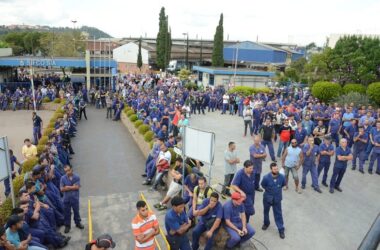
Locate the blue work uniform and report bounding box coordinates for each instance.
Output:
[249,144,265,190]
[192,198,223,250]
[330,146,352,191]
[344,124,356,147]
[231,169,255,222]
[165,208,191,250]
[60,173,81,227]
[261,172,286,233]
[329,118,341,146]
[223,200,255,249]
[317,143,334,185]
[368,133,380,173]
[33,115,42,144]
[352,132,368,171]
[294,128,307,146]
[301,144,320,189]
[4,155,17,197]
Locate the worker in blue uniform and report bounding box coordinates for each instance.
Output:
[249,135,267,192]
[60,165,84,233]
[301,136,322,193]
[351,126,368,174]
[330,138,353,193]
[317,136,334,187]
[231,160,255,223]
[368,120,380,174]
[261,162,286,239]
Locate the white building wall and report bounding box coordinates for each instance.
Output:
[112,42,148,64]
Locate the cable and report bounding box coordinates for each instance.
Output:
[252,237,269,250]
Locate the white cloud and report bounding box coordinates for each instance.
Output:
[1,0,379,46]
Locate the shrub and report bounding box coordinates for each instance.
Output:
[184,82,198,90]
[0,198,13,226]
[343,83,366,95]
[42,96,51,103]
[311,81,342,103]
[126,110,135,117]
[53,98,62,104]
[149,140,154,149]
[254,87,273,94]
[49,121,56,128]
[134,120,143,128]
[123,106,132,114]
[144,131,154,142]
[167,148,178,164]
[129,114,138,122]
[43,128,54,136]
[228,86,255,96]
[38,136,49,145]
[139,124,150,135]
[331,92,373,107]
[22,157,38,174]
[12,174,25,195]
[55,107,65,114]
[37,144,46,155]
[367,82,380,105]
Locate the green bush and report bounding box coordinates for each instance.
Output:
[144,131,154,142]
[42,96,51,103]
[343,83,366,94]
[139,124,150,135]
[228,86,255,96]
[0,198,13,226]
[53,98,62,104]
[49,121,56,128]
[126,110,135,117]
[134,120,143,128]
[367,82,380,105]
[37,144,46,155]
[123,106,132,114]
[129,114,138,122]
[43,128,54,136]
[184,82,198,90]
[311,81,342,102]
[167,148,178,165]
[254,87,273,94]
[22,157,39,174]
[149,140,154,149]
[331,92,373,107]
[12,174,25,195]
[38,136,49,145]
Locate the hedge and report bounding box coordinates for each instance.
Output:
[38,136,49,145]
[311,81,342,103]
[139,124,150,135]
[126,110,135,117]
[49,121,56,128]
[134,120,143,128]
[129,114,138,122]
[43,128,54,137]
[149,140,154,149]
[12,174,25,196]
[228,86,272,96]
[144,131,154,142]
[37,144,46,155]
[123,106,132,114]
[167,148,178,165]
[0,198,12,226]
[42,97,51,103]
[343,83,366,95]
[367,82,380,105]
[184,83,198,90]
[22,157,38,174]
[53,98,62,104]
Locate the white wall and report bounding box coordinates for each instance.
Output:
[0,48,12,57]
[113,42,148,64]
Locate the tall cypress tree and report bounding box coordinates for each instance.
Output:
[137,37,143,70]
[212,13,224,67]
[156,7,168,70]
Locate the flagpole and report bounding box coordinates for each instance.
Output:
[29,59,37,112]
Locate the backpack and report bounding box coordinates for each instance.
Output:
[195,186,212,199]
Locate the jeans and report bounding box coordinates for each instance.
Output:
[192,223,218,250]
[167,234,191,250]
[277,141,289,158]
[244,120,253,136]
[33,126,41,145]
[317,161,331,184]
[222,103,228,114]
[352,149,366,171]
[330,167,346,190]
[229,104,234,115]
[225,224,255,248]
[262,140,275,161]
[368,151,380,172]
[301,164,319,189]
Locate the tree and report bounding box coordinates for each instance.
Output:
[212,13,224,67]
[156,7,171,70]
[0,40,9,48]
[137,38,143,70]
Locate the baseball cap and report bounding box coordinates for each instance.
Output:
[96,234,116,248]
[231,192,242,200]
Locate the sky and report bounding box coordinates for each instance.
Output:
[1,0,379,46]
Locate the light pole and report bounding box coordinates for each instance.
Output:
[233,41,239,87]
[71,20,77,55]
[182,32,188,69]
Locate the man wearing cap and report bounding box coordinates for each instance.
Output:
[317,136,335,187]
[231,160,256,222]
[85,234,116,250]
[165,196,192,250]
[261,163,286,239]
[330,138,353,193]
[223,192,255,249]
[132,200,159,250]
[60,165,84,233]
[249,136,267,192]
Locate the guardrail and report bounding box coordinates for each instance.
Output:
[88,199,93,242]
[139,192,171,250]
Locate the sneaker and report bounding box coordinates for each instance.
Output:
[153,203,161,209]
[329,189,334,194]
[322,182,328,187]
[314,188,322,193]
[351,167,356,170]
[359,169,364,174]
[141,174,147,177]
[157,204,167,211]
[301,185,305,189]
[142,180,152,185]
[279,232,285,239]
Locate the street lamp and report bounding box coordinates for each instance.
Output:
[233,41,239,86]
[182,32,188,69]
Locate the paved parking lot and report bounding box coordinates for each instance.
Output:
[189,111,380,250]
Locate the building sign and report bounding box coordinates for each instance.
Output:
[19,59,56,67]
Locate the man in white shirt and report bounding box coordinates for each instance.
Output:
[222,94,229,114]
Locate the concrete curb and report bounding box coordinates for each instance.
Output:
[121,113,150,158]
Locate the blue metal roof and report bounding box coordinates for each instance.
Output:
[193,66,275,77]
[0,57,117,68]
[225,41,274,51]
